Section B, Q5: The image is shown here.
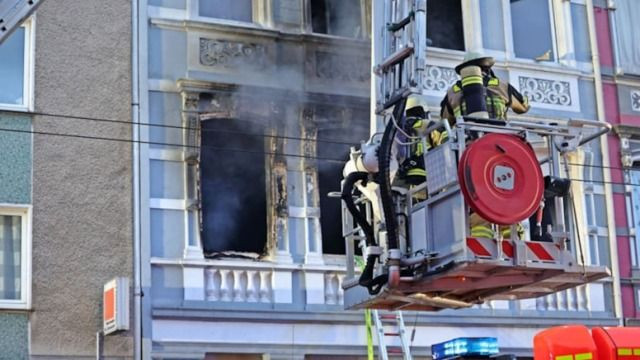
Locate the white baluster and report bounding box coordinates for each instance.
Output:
[580,284,590,311]
[568,288,578,311]
[337,275,344,305]
[536,296,546,311]
[558,290,568,311]
[205,268,221,301]
[246,270,258,302]
[260,271,273,303]
[234,270,248,302]
[220,269,234,302]
[331,274,339,305]
[324,273,336,304]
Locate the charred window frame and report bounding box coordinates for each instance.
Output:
[181,90,279,258]
[426,0,465,51]
[308,0,369,38]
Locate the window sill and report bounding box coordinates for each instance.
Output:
[0,105,30,114]
[0,302,31,311]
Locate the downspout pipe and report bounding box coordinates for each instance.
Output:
[131,0,142,358]
[585,0,623,323]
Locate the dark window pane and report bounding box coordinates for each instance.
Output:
[318,119,369,254]
[427,0,464,51]
[200,119,267,254]
[310,0,328,34]
[311,0,362,38]
[510,0,554,60]
[199,0,253,22]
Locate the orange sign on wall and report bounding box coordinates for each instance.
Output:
[103,277,129,335]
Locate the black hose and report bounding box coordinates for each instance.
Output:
[341,172,374,246]
[378,99,406,251]
[341,171,388,295]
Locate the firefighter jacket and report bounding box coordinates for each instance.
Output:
[439,75,530,123]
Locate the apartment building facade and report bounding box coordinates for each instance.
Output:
[139,0,624,359]
[593,0,640,325]
[0,0,134,358]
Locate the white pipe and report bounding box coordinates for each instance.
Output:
[585,0,623,323]
[131,0,142,358]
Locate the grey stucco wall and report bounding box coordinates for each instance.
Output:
[31,0,133,358]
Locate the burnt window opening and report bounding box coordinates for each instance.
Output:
[427,0,465,51]
[317,118,370,255]
[200,119,267,255]
[311,0,363,38]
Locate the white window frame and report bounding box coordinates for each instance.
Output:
[582,151,610,266]
[0,17,35,112]
[0,204,32,310]
[626,157,640,269]
[504,0,578,66]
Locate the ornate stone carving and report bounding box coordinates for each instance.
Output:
[422,65,458,94]
[182,91,200,111]
[199,38,267,68]
[518,76,572,107]
[315,51,369,82]
[631,90,640,112]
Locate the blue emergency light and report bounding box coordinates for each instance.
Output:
[431,337,499,360]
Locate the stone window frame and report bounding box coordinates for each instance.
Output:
[0,17,35,112]
[0,204,31,310]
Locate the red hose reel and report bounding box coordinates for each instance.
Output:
[458,133,544,225]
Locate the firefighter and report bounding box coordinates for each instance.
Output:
[399,95,447,185]
[440,52,530,240]
[440,52,530,124]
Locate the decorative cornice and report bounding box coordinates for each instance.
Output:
[199,38,267,68]
[518,77,572,107]
[631,90,640,112]
[422,65,458,95]
[314,51,369,82]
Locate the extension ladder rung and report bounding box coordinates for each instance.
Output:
[387,347,404,354]
[384,332,400,336]
[375,44,414,74]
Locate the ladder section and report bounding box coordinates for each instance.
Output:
[376,0,427,112]
[372,310,413,360]
[0,0,44,44]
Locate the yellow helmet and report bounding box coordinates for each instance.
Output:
[455,51,495,74]
[405,94,429,113]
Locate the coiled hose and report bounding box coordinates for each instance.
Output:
[341,172,387,295]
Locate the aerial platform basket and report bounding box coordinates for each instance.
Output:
[341,116,612,311]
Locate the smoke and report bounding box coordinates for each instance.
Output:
[197,2,372,256]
